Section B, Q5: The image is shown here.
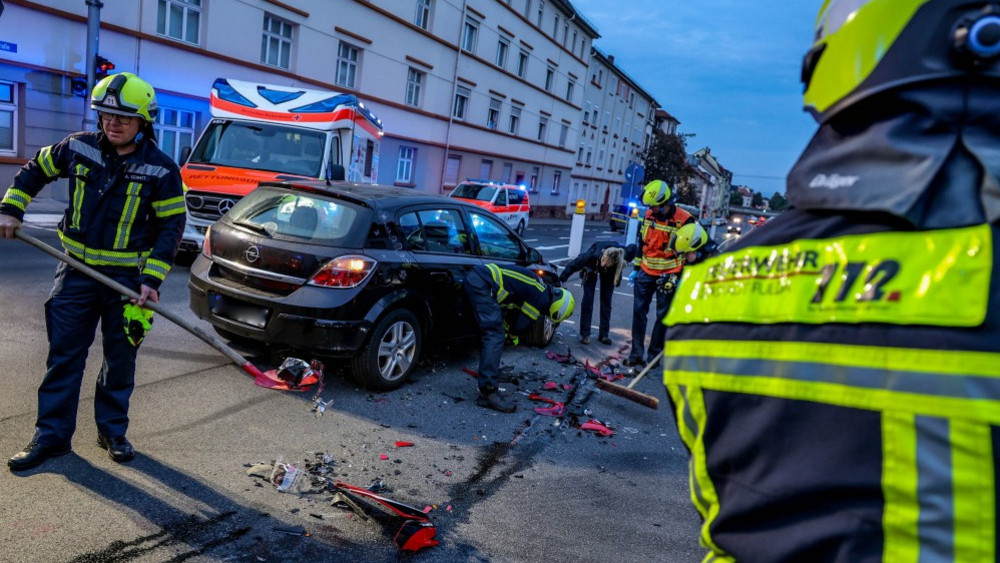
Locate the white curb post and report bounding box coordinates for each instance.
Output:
[624,207,640,246]
[568,199,586,258]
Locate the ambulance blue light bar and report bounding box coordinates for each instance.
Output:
[212,79,257,108]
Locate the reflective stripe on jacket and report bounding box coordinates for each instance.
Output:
[662,209,1000,562]
[0,131,185,289]
[637,206,692,275]
[481,263,554,335]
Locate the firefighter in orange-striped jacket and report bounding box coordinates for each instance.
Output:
[622,179,695,367]
[1,73,185,471]
[663,0,1000,559]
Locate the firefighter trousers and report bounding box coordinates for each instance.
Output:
[462,268,505,391]
[629,269,675,363]
[35,264,140,445]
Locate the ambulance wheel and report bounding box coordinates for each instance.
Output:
[516,220,526,236]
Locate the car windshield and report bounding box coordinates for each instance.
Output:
[188,120,326,177]
[450,183,497,202]
[225,186,367,245]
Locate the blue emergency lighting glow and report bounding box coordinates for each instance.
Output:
[257,86,305,105]
[628,202,637,208]
[518,185,527,191]
[213,79,257,108]
[292,94,355,113]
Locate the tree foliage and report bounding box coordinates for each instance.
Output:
[641,130,696,204]
[768,192,789,211]
[751,191,765,207]
[729,191,744,206]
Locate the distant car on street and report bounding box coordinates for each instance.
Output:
[447,180,530,235]
[188,181,559,390]
[727,224,742,234]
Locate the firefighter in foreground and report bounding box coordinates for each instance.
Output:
[1,73,185,471]
[558,241,637,345]
[463,263,574,412]
[623,179,696,367]
[663,0,1000,559]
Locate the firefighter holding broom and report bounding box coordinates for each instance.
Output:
[0,72,185,470]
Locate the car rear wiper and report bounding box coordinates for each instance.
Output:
[234,219,274,237]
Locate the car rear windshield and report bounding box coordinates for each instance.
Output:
[224,186,370,247]
[450,183,496,202]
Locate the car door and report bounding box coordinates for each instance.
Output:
[463,208,528,265]
[492,186,512,227]
[398,206,478,341]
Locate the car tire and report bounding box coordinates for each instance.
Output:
[522,316,556,348]
[609,220,618,232]
[516,220,526,236]
[350,309,422,390]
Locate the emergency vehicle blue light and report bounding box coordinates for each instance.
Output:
[213,79,257,108]
[518,185,527,191]
[257,86,305,105]
[628,202,637,208]
[292,94,354,113]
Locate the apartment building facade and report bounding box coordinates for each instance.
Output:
[0,0,598,213]
[566,47,658,219]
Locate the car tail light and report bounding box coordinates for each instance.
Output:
[202,226,213,259]
[309,255,377,288]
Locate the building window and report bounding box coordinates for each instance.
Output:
[563,24,569,46]
[597,147,605,167]
[496,37,510,69]
[154,107,195,163]
[536,1,545,26]
[487,98,501,130]
[479,159,493,179]
[558,122,568,148]
[565,79,575,102]
[537,116,548,143]
[577,145,584,162]
[453,86,470,120]
[552,14,559,37]
[461,17,479,52]
[261,14,293,69]
[336,41,360,88]
[586,148,592,164]
[572,30,577,53]
[157,0,201,44]
[414,0,432,30]
[508,105,522,135]
[0,82,16,154]
[523,0,532,18]
[551,170,562,195]
[516,50,529,78]
[530,166,540,193]
[502,162,512,183]
[405,67,424,107]
[396,146,416,183]
[444,155,461,184]
[545,67,554,91]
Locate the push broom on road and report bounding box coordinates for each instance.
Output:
[15,229,277,381]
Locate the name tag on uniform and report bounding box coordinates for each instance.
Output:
[666,224,992,328]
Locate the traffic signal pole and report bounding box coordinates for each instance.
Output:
[82,0,103,131]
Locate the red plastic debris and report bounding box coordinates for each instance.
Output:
[253,369,320,391]
[380,454,389,460]
[395,441,414,448]
[583,360,603,377]
[528,393,566,417]
[542,381,559,390]
[423,505,433,513]
[562,383,573,390]
[580,419,614,437]
[545,349,576,364]
[598,371,625,383]
[462,367,479,378]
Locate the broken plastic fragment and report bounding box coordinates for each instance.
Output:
[542,381,559,390]
[380,454,389,460]
[580,419,614,437]
[395,441,414,448]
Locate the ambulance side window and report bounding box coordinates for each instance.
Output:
[495,188,508,207]
[329,135,342,165]
[507,189,523,205]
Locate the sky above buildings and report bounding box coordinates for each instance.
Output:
[572,0,825,197]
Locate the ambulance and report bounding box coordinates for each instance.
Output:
[447,180,531,235]
[178,78,384,257]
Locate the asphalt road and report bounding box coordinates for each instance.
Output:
[0,217,704,563]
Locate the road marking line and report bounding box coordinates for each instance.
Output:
[536,244,569,250]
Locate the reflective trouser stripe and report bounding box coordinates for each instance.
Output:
[114,182,142,249]
[883,415,995,562]
[667,383,729,558]
[486,264,508,302]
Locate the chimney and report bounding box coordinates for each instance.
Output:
[608,54,615,65]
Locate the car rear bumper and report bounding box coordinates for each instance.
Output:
[188,274,371,355]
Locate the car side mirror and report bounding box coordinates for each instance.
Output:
[327,164,346,182]
[527,247,543,264]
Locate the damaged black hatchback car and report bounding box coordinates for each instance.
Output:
[188,181,560,390]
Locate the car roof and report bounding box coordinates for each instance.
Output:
[257,180,477,211]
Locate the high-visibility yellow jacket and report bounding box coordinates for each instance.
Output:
[663,209,999,562]
[0,132,185,289]
[482,263,555,335]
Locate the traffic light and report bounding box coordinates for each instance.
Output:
[95,55,115,77]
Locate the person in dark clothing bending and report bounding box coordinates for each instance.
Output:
[463,263,574,412]
[558,241,637,345]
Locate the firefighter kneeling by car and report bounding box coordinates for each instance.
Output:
[463,263,574,413]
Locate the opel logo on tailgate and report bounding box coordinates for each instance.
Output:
[245,245,261,263]
[218,198,236,215]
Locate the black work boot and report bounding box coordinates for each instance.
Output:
[97,435,135,463]
[597,336,613,346]
[477,386,516,413]
[7,438,71,471]
[579,335,590,345]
